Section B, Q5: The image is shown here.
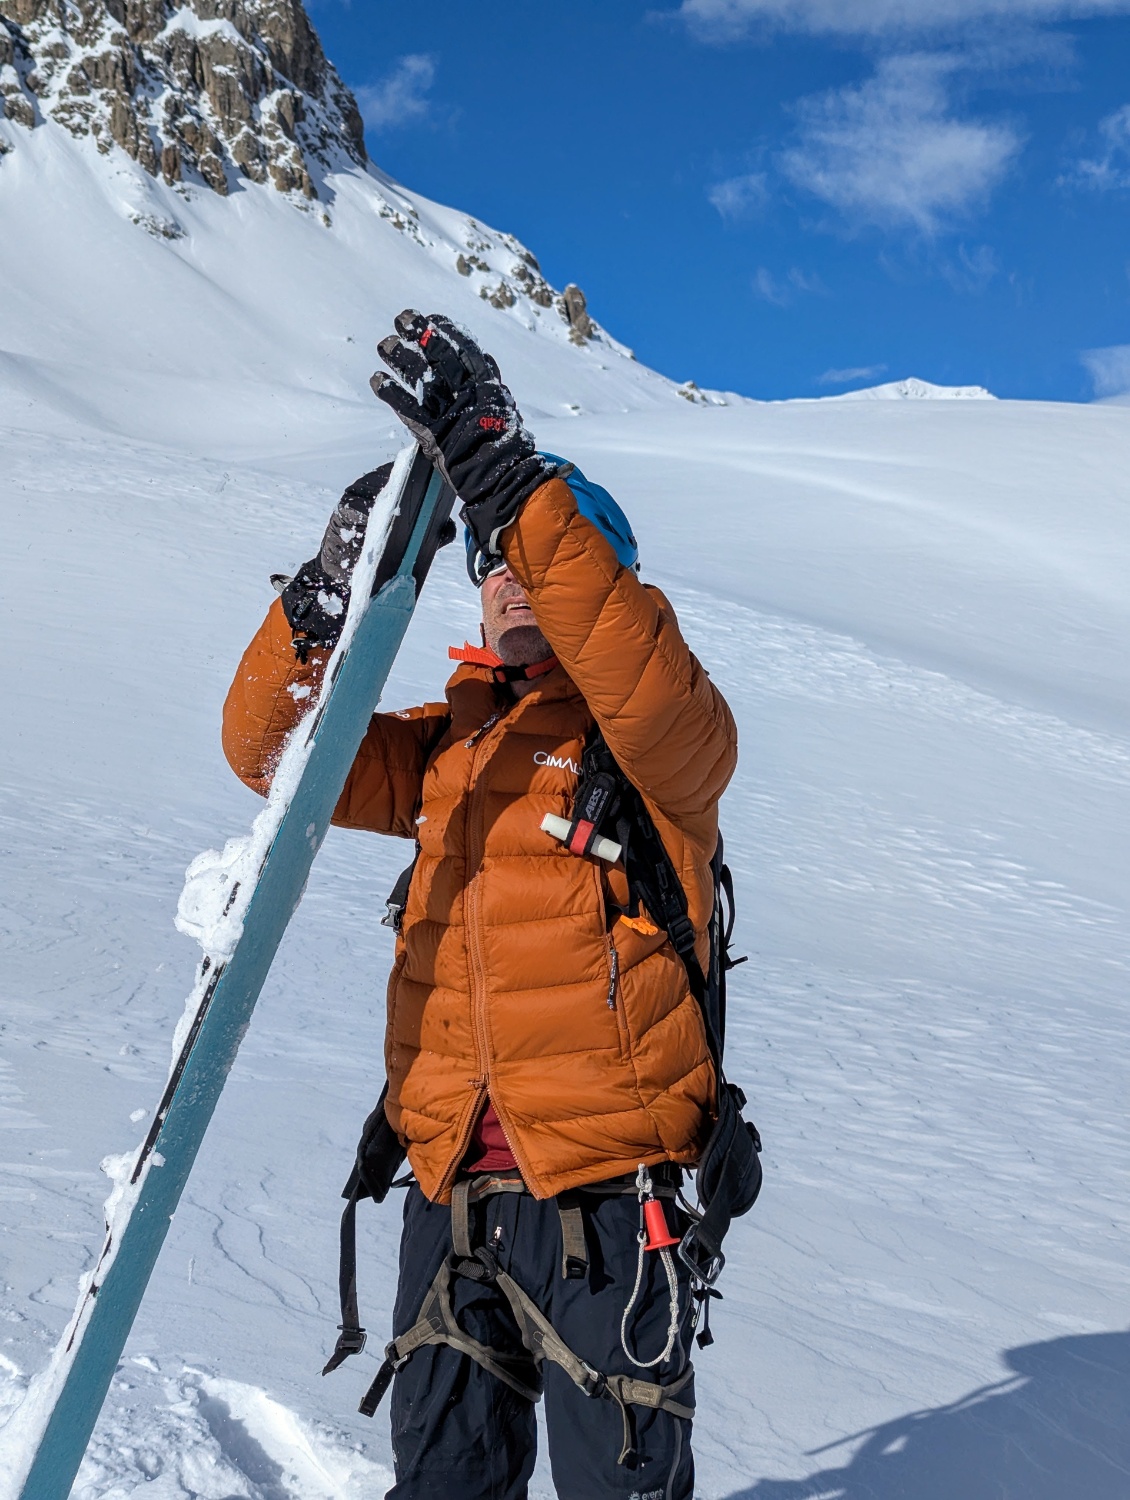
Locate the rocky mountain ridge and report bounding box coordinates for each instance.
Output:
[0,0,365,198]
[0,0,623,353]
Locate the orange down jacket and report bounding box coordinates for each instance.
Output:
[222,474,738,1202]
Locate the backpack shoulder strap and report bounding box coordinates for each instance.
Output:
[576,724,718,1059]
[567,728,763,1291]
[381,844,420,933]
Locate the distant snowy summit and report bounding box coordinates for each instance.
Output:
[829,377,996,402]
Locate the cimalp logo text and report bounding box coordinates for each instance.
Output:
[533,751,580,774]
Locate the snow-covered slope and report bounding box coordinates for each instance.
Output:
[3,394,1129,1499]
[0,117,716,467]
[2,10,1130,1498]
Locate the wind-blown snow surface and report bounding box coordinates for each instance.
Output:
[2,130,1130,1500]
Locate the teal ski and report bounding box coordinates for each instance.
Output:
[13,444,454,1500]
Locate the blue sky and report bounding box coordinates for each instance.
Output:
[309,0,1130,402]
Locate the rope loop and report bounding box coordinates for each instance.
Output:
[619,1163,681,1369]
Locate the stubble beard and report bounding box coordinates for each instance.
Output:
[487,621,554,666]
[483,583,553,666]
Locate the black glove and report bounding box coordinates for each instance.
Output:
[370,311,557,577]
[279,464,392,658]
[320,464,393,585]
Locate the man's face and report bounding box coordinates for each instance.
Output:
[481,568,552,665]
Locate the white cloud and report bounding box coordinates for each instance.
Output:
[676,0,1130,38]
[708,172,769,218]
[1070,103,1130,189]
[780,54,1022,232]
[817,363,889,384]
[354,55,436,132]
[753,266,824,305]
[1081,343,1130,396]
[941,241,1001,290]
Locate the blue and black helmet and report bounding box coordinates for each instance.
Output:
[465,454,638,585]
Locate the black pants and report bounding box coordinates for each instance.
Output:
[386,1184,696,1500]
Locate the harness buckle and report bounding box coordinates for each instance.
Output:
[385,1339,414,1373]
[449,1245,500,1283]
[335,1324,367,1357]
[474,1245,500,1280]
[677,1224,726,1287]
[665,912,698,956]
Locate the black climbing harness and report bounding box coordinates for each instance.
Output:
[341,1169,694,1465]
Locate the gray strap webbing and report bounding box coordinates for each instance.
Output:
[557,1198,588,1280]
[451,1180,473,1259]
[363,1249,695,1464]
[357,1167,694,1461]
[452,1175,528,1257]
[492,1267,695,1465]
[494,1269,604,1396]
[604,1368,695,1465]
[608,1368,694,1417]
[370,1258,542,1411]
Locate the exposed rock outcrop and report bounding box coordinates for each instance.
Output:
[676,379,728,407]
[449,221,616,349]
[558,283,595,344]
[473,238,557,313]
[0,14,38,130]
[0,0,365,198]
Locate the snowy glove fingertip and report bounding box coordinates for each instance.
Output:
[425,312,498,385]
[393,308,428,340]
[377,333,407,363]
[378,337,430,392]
[370,371,421,416]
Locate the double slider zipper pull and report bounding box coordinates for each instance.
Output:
[465,710,504,749]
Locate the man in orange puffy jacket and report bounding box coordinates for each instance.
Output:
[222,313,737,1500]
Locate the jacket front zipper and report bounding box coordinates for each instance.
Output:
[438,703,537,1199]
[464,709,504,749]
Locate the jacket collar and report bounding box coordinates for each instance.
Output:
[444,653,584,716]
[448,641,560,684]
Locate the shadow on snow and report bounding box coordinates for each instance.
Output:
[727,1330,1130,1500]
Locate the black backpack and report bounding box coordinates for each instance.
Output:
[563,727,762,1285]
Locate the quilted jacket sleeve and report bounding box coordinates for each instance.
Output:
[501,476,737,838]
[221,597,447,838]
